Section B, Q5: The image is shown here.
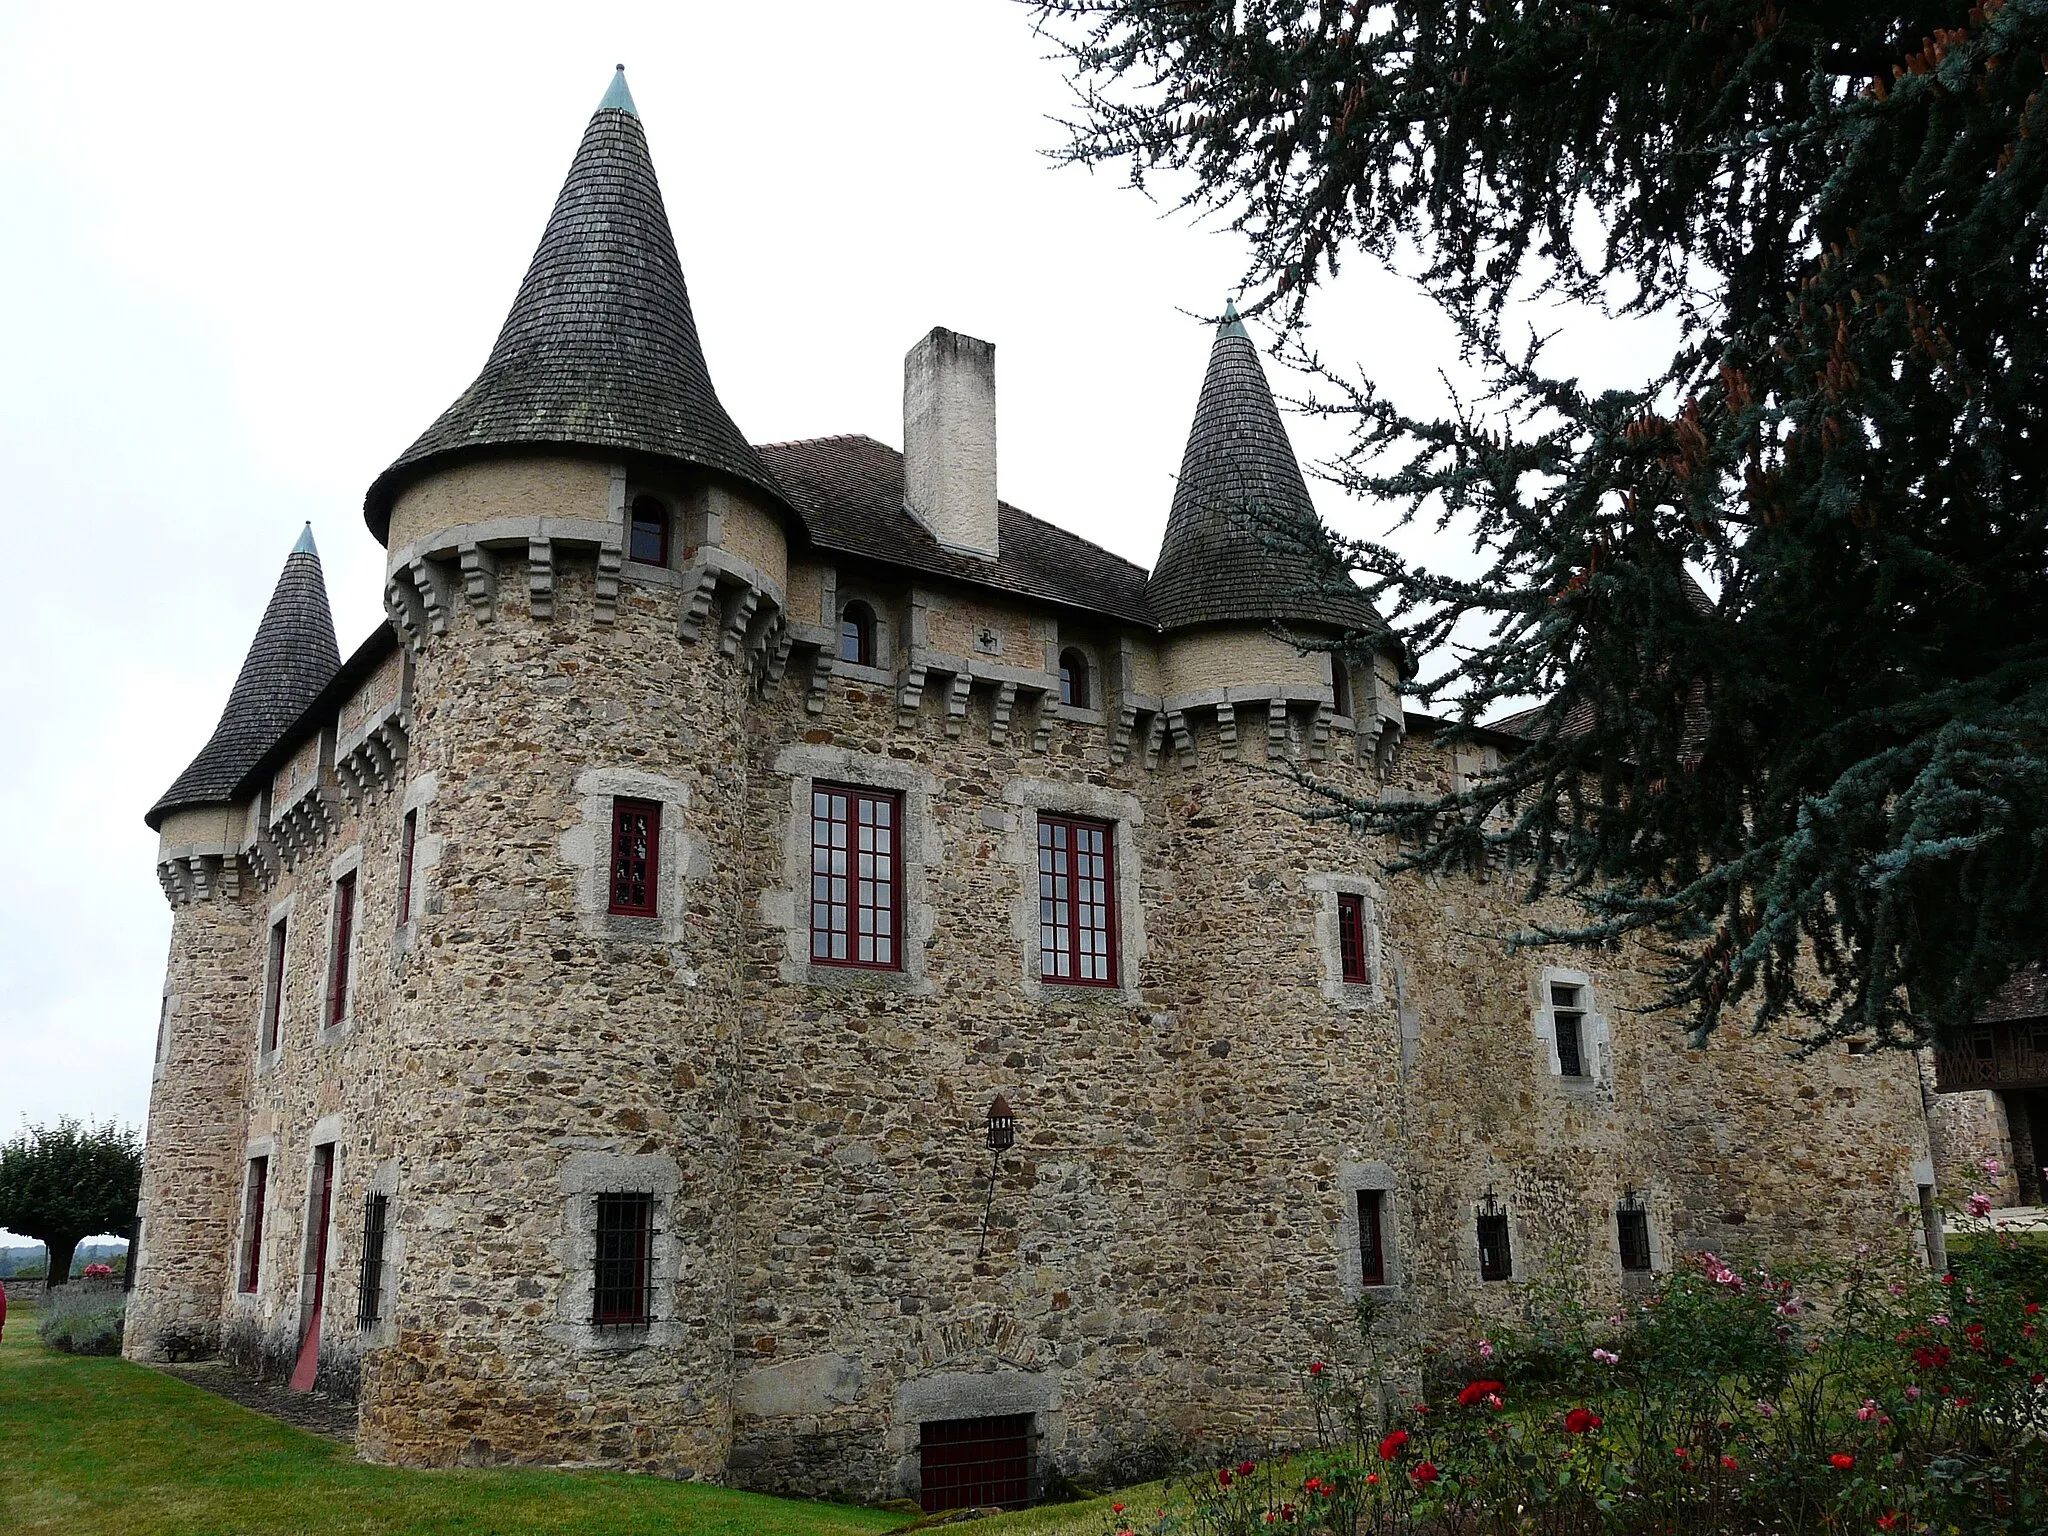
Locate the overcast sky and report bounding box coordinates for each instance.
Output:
[0,0,1671,1242]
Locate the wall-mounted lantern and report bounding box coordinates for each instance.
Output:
[978,1095,1015,1259]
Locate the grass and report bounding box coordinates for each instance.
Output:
[0,1305,910,1536]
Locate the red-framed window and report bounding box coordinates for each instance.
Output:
[262,918,287,1053]
[327,873,356,1027]
[608,798,661,917]
[397,809,417,925]
[811,785,901,969]
[592,1192,653,1326]
[1338,893,1369,985]
[628,494,670,566]
[240,1156,268,1293]
[1038,815,1117,986]
[1358,1188,1388,1286]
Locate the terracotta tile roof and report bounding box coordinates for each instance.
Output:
[759,435,1157,627]
[364,73,794,542]
[147,527,340,829]
[1148,307,1386,637]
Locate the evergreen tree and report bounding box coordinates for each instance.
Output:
[0,1120,141,1289]
[1034,0,2048,1047]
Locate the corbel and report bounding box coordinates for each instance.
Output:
[1216,700,1238,758]
[989,680,1019,746]
[457,542,496,624]
[945,671,973,739]
[407,555,451,638]
[527,535,555,621]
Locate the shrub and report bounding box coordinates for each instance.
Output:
[36,1285,125,1356]
[1113,1213,2048,1536]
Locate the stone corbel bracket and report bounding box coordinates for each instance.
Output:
[385,513,621,642]
[335,697,412,815]
[674,546,789,684]
[896,648,1057,747]
[156,844,248,907]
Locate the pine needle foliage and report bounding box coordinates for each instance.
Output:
[1032,0,2048,1048]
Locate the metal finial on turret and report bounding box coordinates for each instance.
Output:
[1218,299,1247,339]
[599,65,638,117]
[291,522,318,558]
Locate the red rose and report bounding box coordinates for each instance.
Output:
[1878,1515,1899,1531]
[1365,1472,1379,1485]
[1457,1379,1505,1408]
[1830,1453,1855,1470]
[1721,1455,1738,1471]
[2026,1302,2040,1315]
[1308,1361,1325,1377]
[1237,1461,1256,1477]
[1564,1407,1602,1434]
[1411,1462,1439,1484]
[1378,1430,1409,1460]
[1218,1470,1232,1488]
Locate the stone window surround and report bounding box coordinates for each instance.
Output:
[1305,873,1385,1009]
[551,1150,686,1355]
[1335,1161,1403,1295]
[888,1369,1063,1507]
[559,766,703,945]
[152,987,179,1080]
[766,744,939,995]
[836,586,895,676]
[622,481,678,573]
[1002,778,1147,1005]
[391,771,446,960]
[1045,636,1105,726]
[255,894,297,1072]
[357,1157,405,1348]
[318,845,363,1042]
[233,1136,277,1307]
[297,1114,345,1336]
[1533,966,1611,1090]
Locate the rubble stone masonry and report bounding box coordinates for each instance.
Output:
[128,465,1972,1501]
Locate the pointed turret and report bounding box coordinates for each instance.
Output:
[363,68,794,542]
[1148,304,1385,635]
[147,527,340,828]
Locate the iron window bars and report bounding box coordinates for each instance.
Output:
[591,1192,653,1327]
[1338,893,1370,985]
[357,1193,390,1328]
[918,1414,1038,1513]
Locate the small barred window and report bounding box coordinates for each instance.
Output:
[592,1192,653,1327]
[1338,893,1370,985]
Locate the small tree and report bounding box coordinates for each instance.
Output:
[0,1119,141,1290]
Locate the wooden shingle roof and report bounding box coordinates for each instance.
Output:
[147,526,340,829]
[363,70,794,542]
[1148,307,1386,637]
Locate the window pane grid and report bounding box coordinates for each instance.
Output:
[328,873,356,1027]
[609,799,660,917]
[592,1192,653,1327]
[1038,817,1116,986]
[811,786,900,969]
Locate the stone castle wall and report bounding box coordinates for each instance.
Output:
[128,466,1974,1501]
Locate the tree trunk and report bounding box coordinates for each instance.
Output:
[43,1234,81,1289]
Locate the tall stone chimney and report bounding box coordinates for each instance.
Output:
[903,327,998,559]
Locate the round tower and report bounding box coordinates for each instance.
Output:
[128,528,341,1361]
[1145,308,1415,1417]
[352,68,804,1475]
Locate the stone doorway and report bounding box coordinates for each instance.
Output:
[2003,1090,2048,1206]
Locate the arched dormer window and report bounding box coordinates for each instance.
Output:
[1331,651,1352,717]
[839,601,875,666]
[629,495,670,566]
[1058,648,1090,709]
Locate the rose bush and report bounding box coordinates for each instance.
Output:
[1114,1213,2046,1535]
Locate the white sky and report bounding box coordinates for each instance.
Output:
[0,0,1672,1242]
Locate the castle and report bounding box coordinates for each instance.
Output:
[125,70,2017,1507]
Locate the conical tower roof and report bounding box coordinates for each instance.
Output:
[148,525,341,829]
[1148,305,1385,636]
[363,68,795,542]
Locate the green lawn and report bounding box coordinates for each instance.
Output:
[0,1308,907,1536]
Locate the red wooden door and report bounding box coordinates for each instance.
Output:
[289,1146,334,1392]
